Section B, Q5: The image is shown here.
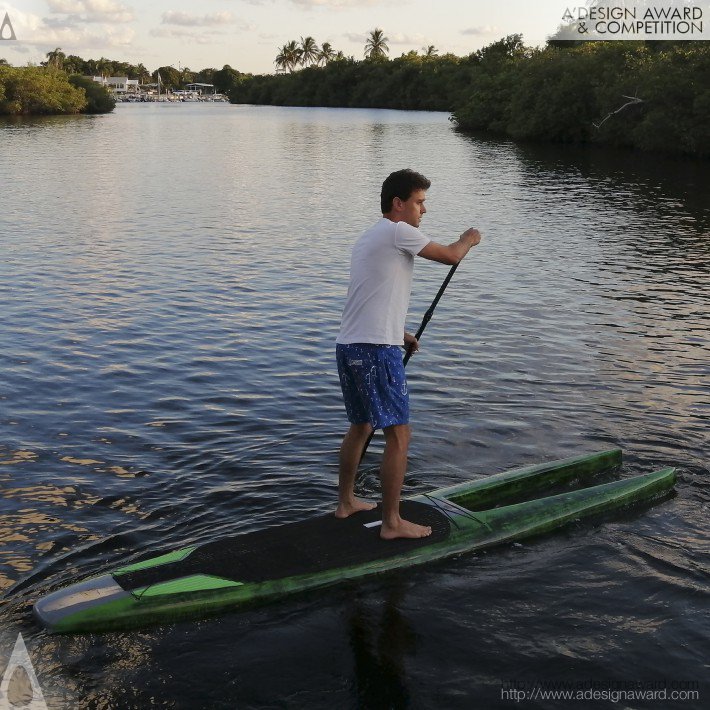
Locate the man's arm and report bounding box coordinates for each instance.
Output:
[418,228,481,265]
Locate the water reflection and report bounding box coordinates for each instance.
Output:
[348,581,415,709]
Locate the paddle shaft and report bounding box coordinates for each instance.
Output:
[403,261,460,366]
[359,261,460,461]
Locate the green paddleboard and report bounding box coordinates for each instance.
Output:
[33,449,675,633]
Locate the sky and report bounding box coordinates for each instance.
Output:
[1,0,582,74]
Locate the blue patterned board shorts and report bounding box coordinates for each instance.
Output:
[336,343,409,429]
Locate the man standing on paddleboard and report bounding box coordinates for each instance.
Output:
[335,169,481,539]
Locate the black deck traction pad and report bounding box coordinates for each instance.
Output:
[114,501,451,590]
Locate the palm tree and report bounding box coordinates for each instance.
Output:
[300,36,319,67]
[423,45,438,58]
[317,42,336,66]
[364,28,389,60]
[97,57,112,78]
[181,66,194,84]
[136,63,151,84]
[276,41,302,72]
[285,40,302,71]
[275,46,288,73]
[45,47,66,70]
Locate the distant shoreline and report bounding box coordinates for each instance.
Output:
[225,38,710,159]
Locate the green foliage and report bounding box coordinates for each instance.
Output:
[68,74,116,114]
[626,45,710,155]
[229,51,463,111]
[0,65,86,115]
[154,65,182,91]
[213,65,244,94]
[45,53,149,81]
[193,67,216,85]
[470,34,528,63]
[452,40,710,157]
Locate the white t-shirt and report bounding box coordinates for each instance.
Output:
[337,218,431,346]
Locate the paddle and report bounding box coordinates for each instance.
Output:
[360,261,460,461]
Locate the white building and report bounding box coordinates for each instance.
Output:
[184,82,216,96]
[91,76,139,94]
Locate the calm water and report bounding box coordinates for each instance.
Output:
[1,104,708,709]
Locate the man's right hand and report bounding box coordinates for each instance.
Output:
[461,228,481,247]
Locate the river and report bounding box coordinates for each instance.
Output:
[1,103,708,709]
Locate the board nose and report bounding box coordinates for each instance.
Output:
[33,575,127,633]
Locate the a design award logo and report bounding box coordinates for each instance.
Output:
[0,634,48,710]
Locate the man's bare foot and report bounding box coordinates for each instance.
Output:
[380,518,432,540]
[335,498,377,519]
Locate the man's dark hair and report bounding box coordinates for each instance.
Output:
[380,169,431,214]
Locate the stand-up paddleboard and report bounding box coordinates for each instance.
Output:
[33,449,675,633]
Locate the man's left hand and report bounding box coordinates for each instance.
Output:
[404,332,419,354]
